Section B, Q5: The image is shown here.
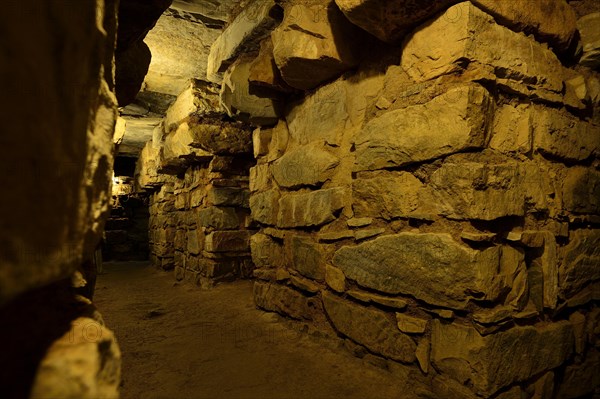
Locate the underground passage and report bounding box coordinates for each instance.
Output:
[1,0,600,398]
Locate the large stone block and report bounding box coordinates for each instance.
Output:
[323,292,416,363]
[559,229,600,300]
[470,0,577,53]
[531,107,598,162]
[577,13,600,68]
[250,189,280,225]
[333,233,519,309]
[206,187,248,207]
[162,123,213,171]
[352,172,425,220]
[334,0,456,43]
[207,0,281,83]
[427,160,550,220]
[220,55,282,126]
[164,80,223,132]
[205,231,251,253]
[562,167,600,214]
[354,84,492,171]
[431,320,574,396]
[30,316,121,399]
[291,236,325,281]
[197,207,240,230]
[272,143,339,188]
[250,233,285,269]
[188,122,253,155]
[400,2,569,104]
[489,104,534,155]
[135,141,164,190]
[248,37,293,93]
[271,1,360,90]
[277,187,346,228]
[254,281,318,320]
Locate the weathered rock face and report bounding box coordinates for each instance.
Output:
[431,320,574,396]
[271,1,361,90]
[0,1,121,397]
[469,0,577,53]
[400,2,572,104]
[334,0,457,44]
[144,81,256,286]
[577,13,600,68]
[354,84,492,171]
[207,0,282,83]
[332,233,516,309]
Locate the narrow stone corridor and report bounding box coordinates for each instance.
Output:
[95,261,416,399]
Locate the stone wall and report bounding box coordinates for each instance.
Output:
[137,80,256,287]
[202,0,600,397]
[0,1,122,398]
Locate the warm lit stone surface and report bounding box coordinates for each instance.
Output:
[354,84,492,171]
[277,188,346,228]
[334,0,456,43]
[333,233,514,308]
[577,13,600,68]
[431,320,574,396]
[271,143,339,188]
[400,2,569,104]
[323,292,416,363]
[271,1,360,90]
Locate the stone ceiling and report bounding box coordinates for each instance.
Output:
[117,0,241,157]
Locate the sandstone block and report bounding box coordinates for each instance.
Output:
[271,2,360,90]
[354,84,492,171]
[470,0,577,53]
[562,167,600,214]
[277,187,346,228]
[205,231,251,253]
[252,127,272,159]
[186,229,203,255]
[164,80,222,132]
[189,122,253,155]
[272,143,339,188]
[254,281,318,320]
[250,189,280,225]
[266,120,290,162]
[577,13,600,68]
[291,236,325,281]
[207,187,248,207]
[248,37,293,93]
[489,104,533,155]
[207,0,281,83]
[334,0,455,43]
[325,264,346,293]
[220,55,282,125]
[333,233,516,308]
[396,313,428,334]
[559,229,600,300]
[557,350,600,398]
[250,233,285,269]
[431,320,573,396]
[197,207,240,230]
[250,164,270,193]
[162,123,212,171]
[323,292,416,363]
[400,2,568,104]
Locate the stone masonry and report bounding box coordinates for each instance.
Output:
[136,0,600,397]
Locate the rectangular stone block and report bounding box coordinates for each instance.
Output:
[205,231,251,253]
[354,84,492,171]
[333,233,520,309]
[277,187,346,228]
[291,236,325,281]
[431,320,573,396]
[323,292,416,363]
[164,80,223,132]
[250,233,285,269]
[559,229,600,300]
[253,281,317,320]
[400,2,569,104]
[250,189,280,225]
[562,167,600,214]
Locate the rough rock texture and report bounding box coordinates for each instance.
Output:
[143,83,256,287]
[220,55,282,125]
[431,320,574,396]
[354,84,492,171]
[400,2,574,105]
[332,233,515,308]
[470,0,577,53]
[577,13,600,68]
[334,0,457,44]
[207,0,282,83]
[0,1,121,397]
[271,1,361,90]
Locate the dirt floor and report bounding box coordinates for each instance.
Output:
[94,262,420,399]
